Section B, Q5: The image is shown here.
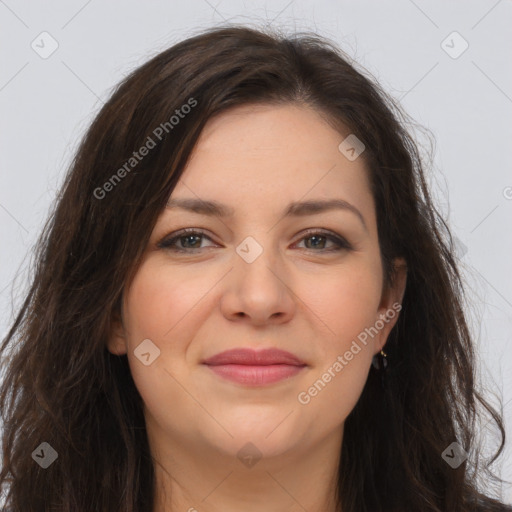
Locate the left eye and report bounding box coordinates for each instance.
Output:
[295,232,350,251]
[157,229,351,253]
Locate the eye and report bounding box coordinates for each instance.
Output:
[293,229,352,252]
[157,228,352,253]
[157,228,216,252]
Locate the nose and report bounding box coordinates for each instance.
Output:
[219,240,296,326]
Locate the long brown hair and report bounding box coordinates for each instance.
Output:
[1,24,510,512]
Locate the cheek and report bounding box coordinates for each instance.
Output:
[120,261,211,433]
[298,350,371,437]
[120,261,194,393]
[305,261,383,346]
[294,263,382,421]
[121,259,231,378]
[122,260,211,344]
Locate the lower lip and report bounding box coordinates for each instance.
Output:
[204,364,305,385]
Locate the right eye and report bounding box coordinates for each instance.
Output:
[157,229,217,252]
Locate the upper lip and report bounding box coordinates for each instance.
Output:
[202,348,306,366]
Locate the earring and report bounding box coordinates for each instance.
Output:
[371,349,388,370]
[372,349,388,390]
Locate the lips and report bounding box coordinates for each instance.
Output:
[202,348,307,386]
[202,348,305,366]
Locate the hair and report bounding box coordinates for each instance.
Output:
[0,24,510,512]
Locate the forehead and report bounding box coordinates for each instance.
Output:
[169,104,375,224]
[194,103,349,157]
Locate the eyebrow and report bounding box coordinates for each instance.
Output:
[166,197,368,231]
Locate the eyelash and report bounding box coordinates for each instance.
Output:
[157,228,352,254]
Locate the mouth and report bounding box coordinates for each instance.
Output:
[202,348,307,386]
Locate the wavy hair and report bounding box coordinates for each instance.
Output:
[1,24,510,512]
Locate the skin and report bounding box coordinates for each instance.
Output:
[108,104,407,512]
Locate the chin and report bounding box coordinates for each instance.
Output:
[217,434,298,465]
[204,418,300,459]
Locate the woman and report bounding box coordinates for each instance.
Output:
[0,25,510,512]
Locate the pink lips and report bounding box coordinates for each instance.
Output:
[202,348,307,386]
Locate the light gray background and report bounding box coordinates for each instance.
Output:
[1,0,511,504]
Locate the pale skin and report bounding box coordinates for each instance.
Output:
[108,104,407,512]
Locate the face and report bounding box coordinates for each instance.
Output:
[108,104,406,464]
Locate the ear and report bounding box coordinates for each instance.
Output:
[106,308,128,356]
[374,257,407,354]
